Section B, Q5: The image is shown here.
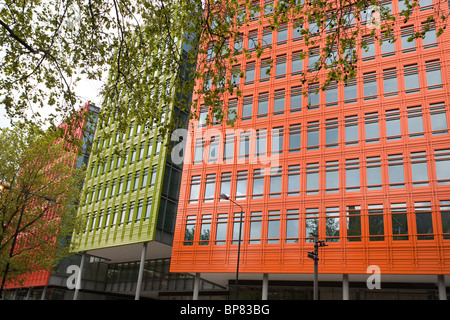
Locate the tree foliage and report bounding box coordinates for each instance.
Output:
[0,123,85,288]
[0,0,448,146]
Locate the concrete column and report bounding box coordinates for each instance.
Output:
[26,287,32,300]
[41,286,47,300]
[73,252,85,300]
[438,275,447,300]
[342,274,349,300]
[135,242,148,300]
[262,273,269,300]
[193,273,201,300]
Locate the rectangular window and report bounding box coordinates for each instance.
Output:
[245,61,256,85]
[401,25,416,54]
[383,68,398,97]
[308,47,320,71]
[366,156,382,190]
[391,203,408,240]
[344,79,357,104]
[255,129,267,158]
[345,115,359,146]
[290,86,303,112]
[267,211,280,244]
[326,207,340,242]
[385,109,402,141]
[271,127,284,155]
[132,171,140,192]
[292,51,303,76]
[287,165,300,196]
[189,175,201,203]
[289,124,302,153]
[388,154,405,188]
[422,23,438,49]
[277,23,288,45]
[306,162,320,195]
[235,171,248,200]
[273,89,285,115]
[269,167,282,197]
[184,216,196,245]
[307,121,320,150]
[325,118,339,148]
[199,214,212,245]
[415,202,434,240]
[435,149,450,184]
[239,130,250,159]
[407,106,424,138]
[365,112,379,143]
[307,83,320,109]
[425,59,443,90]
[215,213,228,245]
[208,135,220,163]
[411,151,428,186]
[262,27,272,47]
[260,58,271,82]
[346,158,360,192]
[249,211,262,244]
[325,81,339,107]
[440,201,450,239]
[258,92,269,118]
[242,95,253,120]
[194,138,204,164]
[404,63,420,94]
[136,200,143,222]
[305,208,319,242]
[325,160,339,193]
[292,22,304,41]
[247,29,258,51]
[232,212,244,244]
[429,102,448,135]
[275,54,286,79]
[252,168,265,199]
[220,172,232,200]
[362,35,375,61]
[346,205,361,242]
[381,34,396,57]
[286,209,299,243]
[204,174,216,202]
[368,204,384,241]
[124,174,131,194]
[223,134,234,162]
[363,72,378,100]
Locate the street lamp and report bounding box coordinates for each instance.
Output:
[307,233,327,300]
[0,183,56,298]
[219,193,243,300]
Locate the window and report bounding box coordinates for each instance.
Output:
[346,158,360,192]
[308,47,320,71]
[117,176,124,195]
[391,203,408,240]
[204,174,216,202]
[385,109,402,141]
[363,72,377,100]
[260,58,271,82]
[287,165,300,196]
[383,68,398,97]
[346,205,361,241]
[365,112,379,143]
[239,130,250,159]
[305,208,319,242]
[277,23,288,45]
[231,65,240,87]
[419,0,433,11]
[404,64,420,94]
[411,151,428,186]
[425,60,443,90]
[227,98,238,123]
[401,25,416,54]
[223,133,234,162]
[325,118,339,148]
[288,125,301,154]
[220,172,232,200]
[194,138,204,164]
[368,205,384,241]
[306,162,320,195]
[422,23,438,49]
[245,61,256,85]
[249,211,262,244]
[271,127,284,155]
[124,174,131,194]
[435,149,450,184]
[119,204,126,226]
[215,213,228,245]
[127,201,135,225]
[292,22,304,41]
[381,34,395,57]
[252,168,265,199]
[307,83,320,109]
[275,54,286,79]
[290,86,303,112]
[149,165,157,187]
[132,171,140,192]
[388,154,405,188]
[257,92,269,118]
[242,95,253,120]
[429,102,448,135]
[344,79,357,104]
[325,161,339,193]
[247,29,258,51]
[199,215,212,245]
[415,202,433,240]
[439,201,450,239]
[235,171,248,200]
[267,211,280,243]
[325,81,339,107]
[208,136,220,164]
[286,209,299,243]
[184,216,196,245]
[345,115,359,146]
[366,156,382,190]
[136,200,143,222]
[407,106,424,138]
[273,89,285,115]
[307,121,320,150]
[189,175,201,203]
[292,51,303,76]
[361,35,375,61]
[326,207,340,242]
[110,179,116,198]
[269,167,282,197]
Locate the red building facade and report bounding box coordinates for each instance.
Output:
[170,0,450,297]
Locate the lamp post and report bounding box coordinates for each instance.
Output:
[0,183,56,298]
[220,193,243,300]
[307,233,327,300]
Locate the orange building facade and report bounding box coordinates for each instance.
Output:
[170,1,450,298]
